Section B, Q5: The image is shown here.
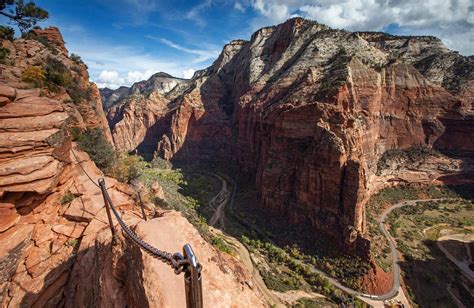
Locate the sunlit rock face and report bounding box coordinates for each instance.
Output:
[0,28,265,306]
[105,17,473,254]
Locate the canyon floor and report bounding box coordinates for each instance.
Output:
[127,158,473,307]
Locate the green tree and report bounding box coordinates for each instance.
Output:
[0,0,48,33]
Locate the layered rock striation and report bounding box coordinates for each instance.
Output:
[106,18,474,254]
[0,28,266,307]
[102,73,191,154]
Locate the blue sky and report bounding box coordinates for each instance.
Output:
[4,0,472,88]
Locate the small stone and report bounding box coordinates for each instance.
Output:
[0,85,16,99]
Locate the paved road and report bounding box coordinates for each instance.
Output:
[208,178,228,226]
[375,198,445,300]
[201,171,444,301]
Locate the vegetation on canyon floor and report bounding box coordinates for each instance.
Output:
[73,145,474,307]
[366,184,474,272]
[225,179,371,304]
[387,198,474,307]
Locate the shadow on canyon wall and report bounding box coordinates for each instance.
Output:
[398,238,474,308]
[15,236,148,308]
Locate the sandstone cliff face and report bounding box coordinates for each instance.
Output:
[106,18,473,254]
[31,27,69,55]
[1,29,113,144]
[0,29,266,307]
[103,73,191,153]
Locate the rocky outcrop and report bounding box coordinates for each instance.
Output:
[106,17,474,256]
[32,26,68,55]
[1,28,113,144]
[104,73,191,153]
[0,86,69,196]
[0,28,266,307]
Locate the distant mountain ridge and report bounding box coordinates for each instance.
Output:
[102,17,474,271]
[99,72,190,109]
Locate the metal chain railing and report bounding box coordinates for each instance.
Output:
[70,146,203,307]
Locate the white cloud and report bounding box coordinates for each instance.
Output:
[147,36,220,63]
[66,39,200,89]
[97,70,124,88]
[186,0,213,26]
[234,1,245,12]
[182,68,196,79]
[244,0,474,55]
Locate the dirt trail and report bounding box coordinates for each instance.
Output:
[210,227,283,306]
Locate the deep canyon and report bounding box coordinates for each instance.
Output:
[1,14,473,307]
[103,17,474,256]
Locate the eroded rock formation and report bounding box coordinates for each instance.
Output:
[31,27,68,55]
[105,18,474,255]
[1,29,113,144]
[0,28,266,307]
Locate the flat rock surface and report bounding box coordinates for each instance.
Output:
[136,211,267,307]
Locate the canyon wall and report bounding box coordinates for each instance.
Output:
[105,18,474,253]
[0,29,265,307]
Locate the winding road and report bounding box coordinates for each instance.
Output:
[200,171,436,304]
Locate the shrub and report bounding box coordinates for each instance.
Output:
[76,128,116,173]
[22,66,46,87]
[0,47,10,64]
[22,32,51,48]
[211,236,232,254]
[111,153,144,183]
[152,196,170,209]
[60,191,76,205]
[67,80,93,104]
[70,53,88,68]
[44,57,72,89]
[0,26,14,41]
[151,156,172,169]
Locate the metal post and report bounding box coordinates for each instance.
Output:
[98,178,117,243]
[183,244,203,308]
[137,191,147,221]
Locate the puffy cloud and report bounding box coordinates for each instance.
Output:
[96,70,124,89]
[245,0,474,55]
[94,70,162,89]
[182,68,196,79]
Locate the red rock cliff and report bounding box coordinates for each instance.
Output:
[105,18,474,254]
[0,29,266,307]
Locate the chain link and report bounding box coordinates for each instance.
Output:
[100,179,190,274]
[70,145,190,274]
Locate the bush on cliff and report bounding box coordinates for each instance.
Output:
[66,80,93,104]
[70,53,88,68]
[75,128,116,173]
[44,56,72,90]
[0,46,10,64]
[0,26,14,40]
[110,153,145,183]
[22,66,46,87]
